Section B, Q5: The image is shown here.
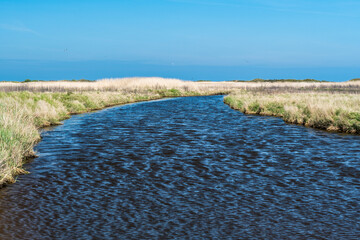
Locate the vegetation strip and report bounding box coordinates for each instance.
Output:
[224,91,360,134]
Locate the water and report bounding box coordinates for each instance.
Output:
[0,95,359,239]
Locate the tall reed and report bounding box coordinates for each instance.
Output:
[1,77,360,93]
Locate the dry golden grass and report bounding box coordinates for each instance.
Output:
[224,91,360,133]
[1,77,360,93]
[0,77,239,93]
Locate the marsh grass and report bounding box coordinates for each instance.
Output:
[1,77,360,93]
[224,91,360,134]
[0,77,237,93]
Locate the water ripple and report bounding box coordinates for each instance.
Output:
[0,96,359,239]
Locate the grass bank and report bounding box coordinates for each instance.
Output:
[224,91,360,134]
[0,85,228,187]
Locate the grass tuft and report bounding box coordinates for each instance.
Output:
[224,91,360,134]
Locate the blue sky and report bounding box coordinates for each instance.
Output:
[0,0,359,81]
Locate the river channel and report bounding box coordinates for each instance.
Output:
[0,95,359,239]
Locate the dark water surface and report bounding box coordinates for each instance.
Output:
[0,96,360,239]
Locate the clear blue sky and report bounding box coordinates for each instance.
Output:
[1,0,359,81]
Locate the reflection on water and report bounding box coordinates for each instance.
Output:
[0,96,359,239]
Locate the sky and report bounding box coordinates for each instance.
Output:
[0,0,359,81]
